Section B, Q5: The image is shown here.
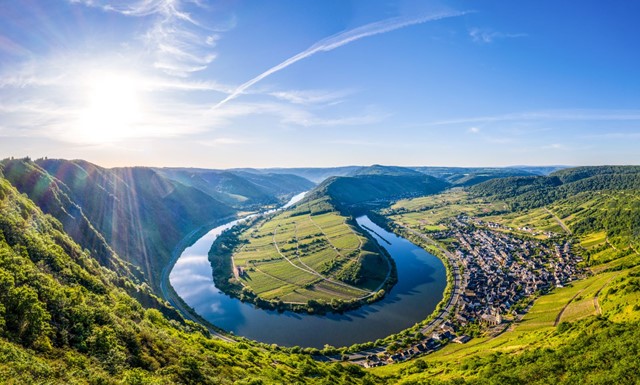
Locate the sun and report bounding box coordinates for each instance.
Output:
[75,71,145,143]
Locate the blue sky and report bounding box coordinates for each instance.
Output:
[1,0,639,168]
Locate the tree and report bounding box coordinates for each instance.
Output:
[5,285,51,347]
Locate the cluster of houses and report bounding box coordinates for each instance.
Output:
[356,320,473,367]
[442,216,583,329]
[351,214,584,368]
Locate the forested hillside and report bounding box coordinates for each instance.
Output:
[304,165,450,212]
[470,166,640,209]
[156,168,314,209]
[411,166,537,186]
[1,158,235,290]
[0,173,379,384]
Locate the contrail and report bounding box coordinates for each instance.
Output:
[214,10,468,108]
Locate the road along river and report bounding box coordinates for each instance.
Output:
[169,197,446,348]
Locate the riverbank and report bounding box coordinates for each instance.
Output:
[161,215,239,342]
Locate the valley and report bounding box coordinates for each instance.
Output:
[0,160,639,384]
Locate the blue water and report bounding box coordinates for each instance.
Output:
[169,213,446,348]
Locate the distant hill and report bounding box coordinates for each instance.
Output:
[303,165,450,212]
[350,164,425,177]
[234,166,359,183]
[469,165,640,209]
[507,165,568,175]
[411,166,536,186]
[155,168,314,209]
[1,158,235,289]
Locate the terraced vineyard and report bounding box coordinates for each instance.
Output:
[231,200,392,307]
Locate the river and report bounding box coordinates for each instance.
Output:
[169,195,446,348]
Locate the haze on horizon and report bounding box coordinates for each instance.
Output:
[1,1,639,169]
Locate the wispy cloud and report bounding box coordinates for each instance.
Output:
[214,10,469,108]
[71,0,232,77]
[429,110,640,126]
[468,126,480,133]
[269,89,353,106]
[213,100,388,128]
[469,28,527,44]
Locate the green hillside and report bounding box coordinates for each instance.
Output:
[304,165,450,212]
[469,165,640,209]
[373,167,640,384]
[412,166,537,186]
[1,162,639,384]
[156,168,315,209]
[0,159,138,280]
[1,158,235,290]
[0,173,381,384]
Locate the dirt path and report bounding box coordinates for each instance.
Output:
[593,273,620,315]
[271,226,371,295]
[554,277,600,326]
[545,207,572,235]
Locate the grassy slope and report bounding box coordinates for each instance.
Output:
[231,197,390,305]
[372,264,639,383]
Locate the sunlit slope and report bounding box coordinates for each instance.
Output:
[304,165,451,213]
[372,263,639,384]
[1,158,236,290]
[0,158,138,280]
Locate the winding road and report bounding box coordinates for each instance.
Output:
[545,207,572,235]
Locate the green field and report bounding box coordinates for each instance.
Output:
[231,201,391,305]
[385,190,508,230]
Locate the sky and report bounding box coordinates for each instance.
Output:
[1,0,639,168]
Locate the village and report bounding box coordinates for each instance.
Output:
[352,215,585,368]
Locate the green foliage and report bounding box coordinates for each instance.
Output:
[0,176,381,384]
[469,166,640,211]
[302,165,450,214]
[461,318,640,384]
[0,158,235,291]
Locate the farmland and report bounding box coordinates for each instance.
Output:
[228,198,393,311]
